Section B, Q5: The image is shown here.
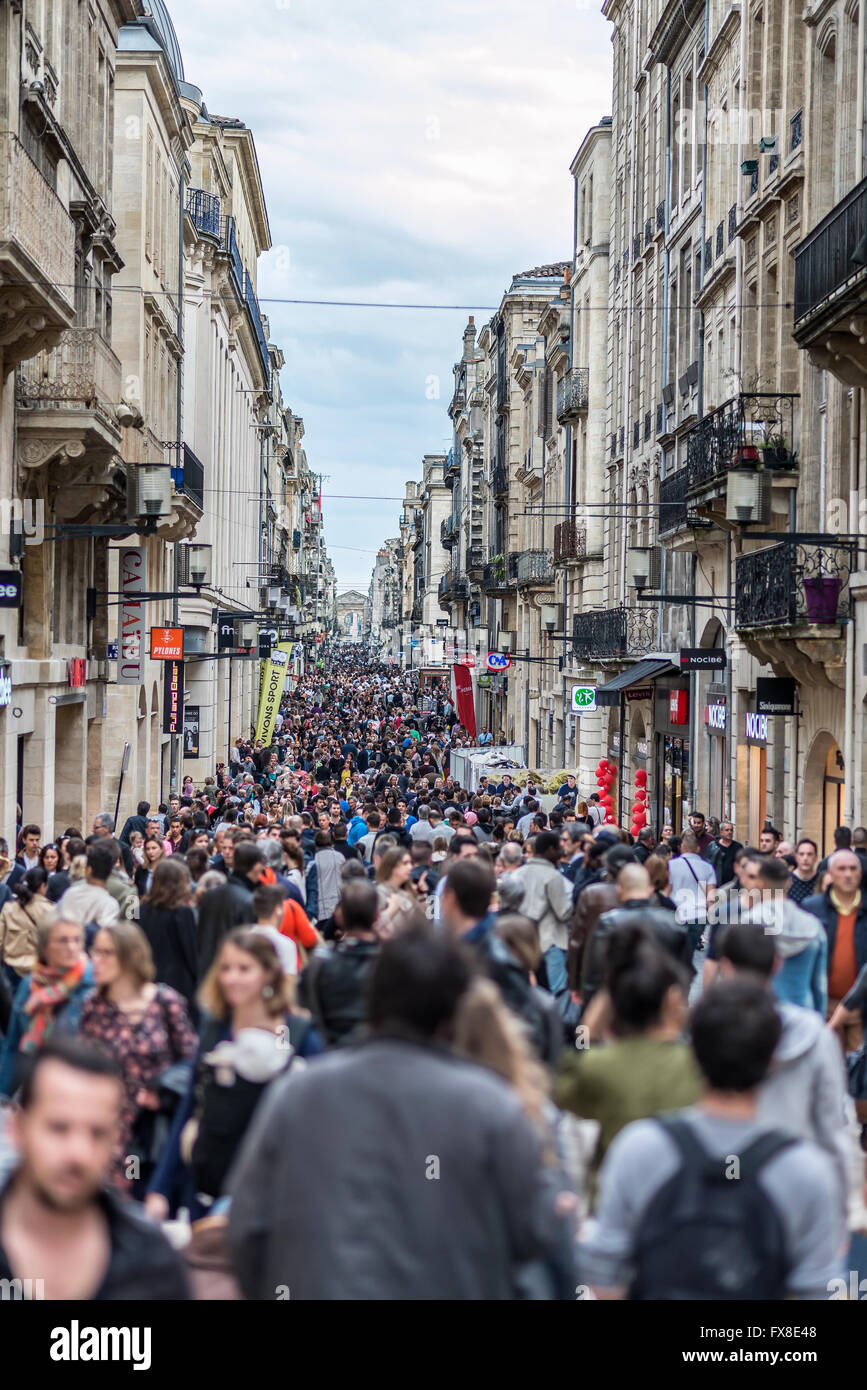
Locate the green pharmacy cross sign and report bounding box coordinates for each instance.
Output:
[571,685,597,713]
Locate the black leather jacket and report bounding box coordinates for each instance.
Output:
[582,897,692,1001]
[299,936,381,1048]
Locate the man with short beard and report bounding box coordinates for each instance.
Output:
[0,1036,188,1299]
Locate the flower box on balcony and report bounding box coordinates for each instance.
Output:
[735,446,760,466]
[804,576,842,623]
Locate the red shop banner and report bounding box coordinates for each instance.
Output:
[452,663,477,737]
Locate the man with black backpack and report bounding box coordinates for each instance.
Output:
[579,977,843,1299]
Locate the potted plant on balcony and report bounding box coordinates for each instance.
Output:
[489,553,506,582]
[802,550,844,624]
[760,433,792,469]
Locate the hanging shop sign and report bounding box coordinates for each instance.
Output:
[0,570,22,608]
[571,685,597,713]
[705,701,727,730]
[67,658,86,688]
[669,690,689,724]
[679,647,727,671]
[117,548,144,686]
[255,642,294,744]
[756,677,797,717]
[0,664,12,708]
[217,612,238,651]
[183,705,200,757]
[485,652,512,671]
[151,627,184,661]
[162,660,183,735]
[745,711,769,742]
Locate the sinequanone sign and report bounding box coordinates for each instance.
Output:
[756,677,797,716]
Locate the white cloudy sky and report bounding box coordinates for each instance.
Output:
[170,0,612,590]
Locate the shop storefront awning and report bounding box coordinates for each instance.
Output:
[595,657,679,707]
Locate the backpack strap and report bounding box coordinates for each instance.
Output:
[654,1114,712,1169]
[656,1115,797,1182]
[735,1131,798,1182]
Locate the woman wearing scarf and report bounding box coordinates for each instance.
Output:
[0,913,94,1098]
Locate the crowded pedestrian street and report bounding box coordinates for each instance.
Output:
[3,0,867,1359]
[0,642,864,1335]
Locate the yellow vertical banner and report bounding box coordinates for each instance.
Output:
[255,642,293,743]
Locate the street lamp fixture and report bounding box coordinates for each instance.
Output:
[130,463,173,520]
[178,543,213,589]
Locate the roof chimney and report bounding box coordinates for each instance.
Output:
[463,316,476,361]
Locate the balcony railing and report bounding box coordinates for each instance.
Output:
[481,552,517,593]
[444,448,460,485]
[553,519,587,564]
[173,442,204,511]
[686,393,798,495]
[735,542,851,631]
[466,545,484,573]
[516,549,555,587]
[243,271,270,379]
[658,467,689,535]
[556,367,590,422]
[794,174,867,325]
[0,133,75,303]
[186,187,222,239]
[219,215,245,299]
[16,326,122,413]
[572,606,657,660]
[492,461,509,495]
[439,570,468,602]
[440,515,457,547]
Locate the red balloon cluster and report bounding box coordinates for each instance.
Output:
[631,767,649,833]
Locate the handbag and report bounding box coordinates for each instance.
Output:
[847,1046,867,1102]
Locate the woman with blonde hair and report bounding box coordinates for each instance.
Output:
[79,919,196,1194]
[146,929,318,1222]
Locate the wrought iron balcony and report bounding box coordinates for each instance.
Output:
[438,569,469,604]
[186,187,222,239]
[481,552,517,593]
[219,215,245,299]
[735,542,851,632]
[553,519,588,564]
[556,367,590,422]
[440,515,457,548]
[572,606,657,660]
[492,461,509,496]
[516,549,555,588]
[685,393,798,496]
[172,443,205,512]
[444,448,460,486]
[17,326,123,418]
[794,174,867,329]
[411,597,423,623]
[658,467,689,536]
[243,271,270,380]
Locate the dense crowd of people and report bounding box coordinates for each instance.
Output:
[0,642,865,1300]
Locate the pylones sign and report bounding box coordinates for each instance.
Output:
[255,642,294,743]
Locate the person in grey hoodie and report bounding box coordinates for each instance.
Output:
[304,830,345,924]
[508,831,573,996]
[717,924,850,1217]
[742,856,827,1015]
